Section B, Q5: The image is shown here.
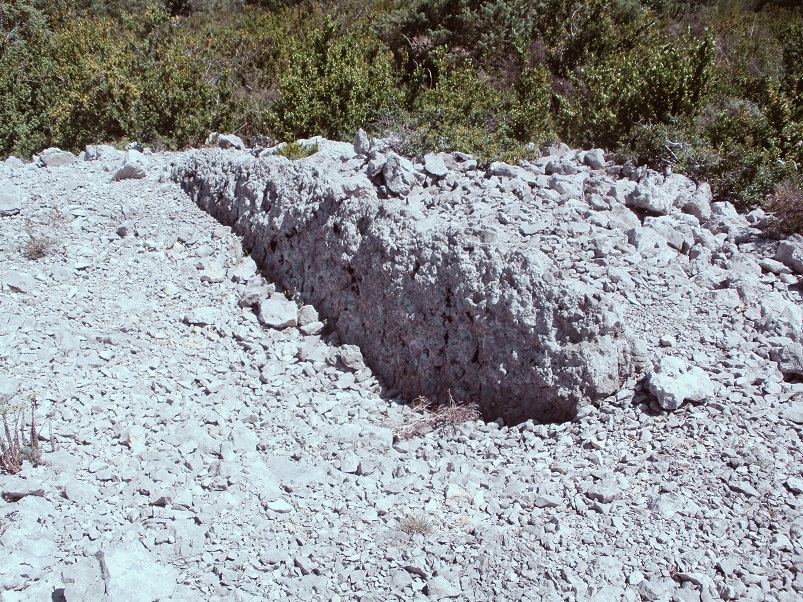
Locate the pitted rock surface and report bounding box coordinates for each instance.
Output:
[175,141,634,423]
[174,137,801,427]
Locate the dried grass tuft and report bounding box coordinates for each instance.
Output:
[766,180,803,234]
[398,514,434,536]
[395,391,481,439]
[0,394,40,475]
[21,219,57,260]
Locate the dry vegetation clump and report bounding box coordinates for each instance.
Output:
[766,181,803,234]
[395,391,481,440]
[398,514,435,537]
[21,219,57,260]
[22,234,57,260]
[0,394,41,475]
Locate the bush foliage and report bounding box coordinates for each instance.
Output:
[0,0,801,225]
[268,18,401,141]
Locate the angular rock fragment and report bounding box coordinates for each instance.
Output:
[3,271,36,294]
[544,158,579,175]
[586,475,626,504]
[682,182,713,222]
[382,152,422,196]
[338,345,366,372]
[366,152,387,177]
[781,401,803,424]
[770,343,803,378]
[647,356,714,410]
[231,256,258,282]
[776,235,803,275]
[120,425,147,454]
[626,180,672,215]
[258,294,298,329]
[425,576,461,599]
[4,156,24,171]
[583,148,605,170]
[113,149,149,181]
[200,262,226,283]
[424,153,448,177]
[0,181,22,216]
[85,144,123,161]
[183,306,220,327]
[103,542,179,601]
[297,304,318,326]
[760,258,791,275]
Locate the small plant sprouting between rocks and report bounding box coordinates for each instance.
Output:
[398,514,434,537]
[276,142,318,160]
[0,393,41,475]
[21,220,57,260]
[395,391,481,440]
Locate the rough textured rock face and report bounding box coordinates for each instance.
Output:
[175,143,634,423]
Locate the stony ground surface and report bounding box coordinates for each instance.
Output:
[0,146,802,602]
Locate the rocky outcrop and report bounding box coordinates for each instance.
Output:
[175,141,635,423]
[174,135,802,426]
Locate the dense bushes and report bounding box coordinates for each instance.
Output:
[0,0,801,227]
[46,8,242,150]
[268,19,401,141]
[0,2,247,155]
[381,0,801,213]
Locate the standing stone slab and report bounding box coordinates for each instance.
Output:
[0,181,22,216]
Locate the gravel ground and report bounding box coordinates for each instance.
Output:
[0,147,802,602]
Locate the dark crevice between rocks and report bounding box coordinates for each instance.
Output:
[782,373,803,384]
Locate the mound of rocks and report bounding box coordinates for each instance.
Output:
[174,133,800,424]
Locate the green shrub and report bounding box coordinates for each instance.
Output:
[268,19,400,141]
[558,32,714,149]
[275,141,318,159]
[380,0,645,82]
[381,48,551,164]
[0,3,248,156]
[0,0,57,156]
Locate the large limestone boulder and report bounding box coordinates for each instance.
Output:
[175,148,635,423]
